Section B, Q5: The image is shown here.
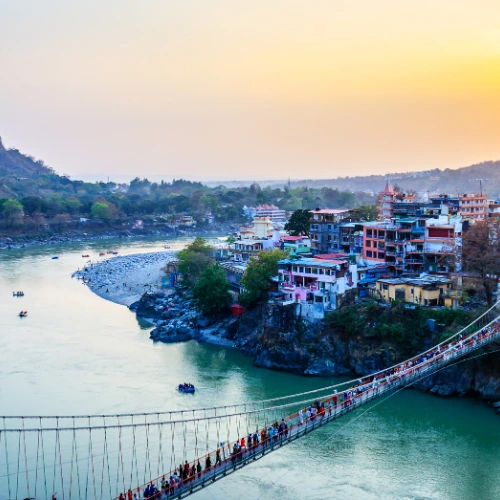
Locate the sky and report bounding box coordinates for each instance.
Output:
[1,0,500,182]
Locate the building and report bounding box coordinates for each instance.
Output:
[375,275,458,308]
[428,193,488,221]
[233,238,274,262]
[377,182,396,219]
[244,204,286,223]
[252,216,274,238]
[276,256,358,317]
[489,200,500,218]
[362,213,462,277]
[339,222,364,255]
[280,236,311,257]
[310,209,351,254]
[459,193,488,220]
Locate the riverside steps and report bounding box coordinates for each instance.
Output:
[1,300,500,500]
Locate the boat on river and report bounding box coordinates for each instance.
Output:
[19,311,28,317]
[13,291,24,297]
[177,383,195,393]
[52,256,59,260]
[82,254,90,258]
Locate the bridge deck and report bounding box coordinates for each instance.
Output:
[139,326,500,500]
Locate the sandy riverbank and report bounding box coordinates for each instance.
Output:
[73,251,175,306]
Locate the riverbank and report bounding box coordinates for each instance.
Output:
[0,224,236,250]
[73,251,175,306]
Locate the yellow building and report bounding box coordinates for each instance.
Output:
[376,276,457,308]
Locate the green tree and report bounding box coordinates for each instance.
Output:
[241,249,287,306]
[65,196,83,215]
[177,237,214,286]
[1,199,24,227]
[284,209,312,236]
[192,264,232,316]
[90,201,118,223]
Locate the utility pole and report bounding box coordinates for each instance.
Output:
[475,178,488,196]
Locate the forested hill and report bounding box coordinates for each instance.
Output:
[0,136,59,197]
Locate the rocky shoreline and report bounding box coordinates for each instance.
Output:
[72,251,175,306]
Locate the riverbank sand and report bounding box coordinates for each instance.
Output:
[73,252,175,306]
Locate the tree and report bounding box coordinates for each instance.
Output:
[349,204,378,221]
[90,201,118,223]
[21,195,43,216]
[192,264,232,316]
[65,196,83,215]
[241,249,287,306]
[284,209,312,236]
[177,237,214,286]
[461,219,500,307]
[1,198,24,227]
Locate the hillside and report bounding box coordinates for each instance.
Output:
[0,136,69,199]
[270,161,500,198]
[210,162,500,199]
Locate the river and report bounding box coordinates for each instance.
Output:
[0,238,499,500]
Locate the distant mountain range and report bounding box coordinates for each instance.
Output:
[1,135,499,199]
[209,161,500,198]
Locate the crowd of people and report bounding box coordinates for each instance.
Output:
[115,320,499,500]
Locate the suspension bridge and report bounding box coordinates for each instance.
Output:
[2,301,500,500]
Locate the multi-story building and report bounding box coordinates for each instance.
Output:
[363,213,462,277]
[377,182,396,218]
[310,209,351,254]
[489,200,500,218]
[277,256,358,316]
[459,193,488,220]
[233,238,274,262]
[428,193,488,220]
[339,222,364,254]
[244,204,286,223]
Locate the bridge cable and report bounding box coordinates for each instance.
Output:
[22,418,30,499]
[118,416,126,495]
[34,429,40,499]
[15,429,21,500]
[2,418,12,499]
[254,343,500,500]
[69,420,75,499]
[132,415,140,495]
[39,417,49,500]
[58,427,66,500]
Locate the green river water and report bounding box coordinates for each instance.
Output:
[0,237,499,500]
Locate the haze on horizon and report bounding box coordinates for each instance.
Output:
[1,0,499,183]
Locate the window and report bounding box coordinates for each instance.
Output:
[410,288,414,294]
[292,266,297,272]
[366,251,373,257]
[383,284,388,290]
[378,252,384,259]
[298,267,304,273]
[366,240,371,247]
[379,284,383,291]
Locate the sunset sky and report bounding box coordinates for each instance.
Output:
[1,0,499,181]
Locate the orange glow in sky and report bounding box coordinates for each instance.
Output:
[1,0,499,180]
